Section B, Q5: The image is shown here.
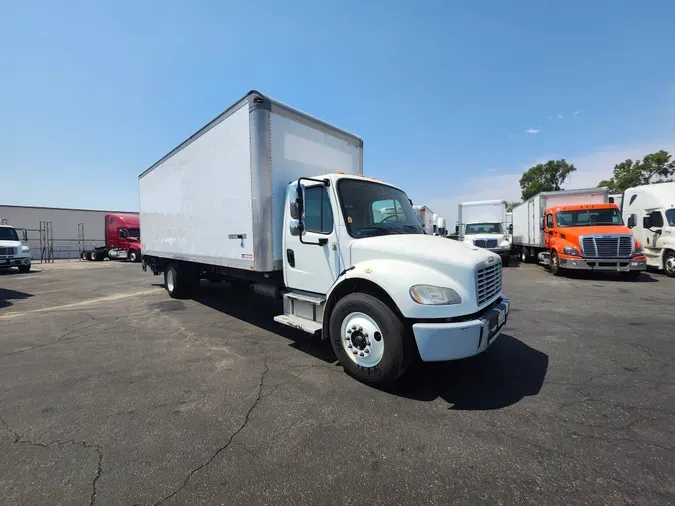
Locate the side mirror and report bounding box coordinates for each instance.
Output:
[643,215,652,229]
[627,215,636,228]
[540,218,545,230]
[508,224,513,234]
[22,229,28,242]
[289,219,302,236]
[455,225,459,234]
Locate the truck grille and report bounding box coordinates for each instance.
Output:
[0,247,16,257]
[476,261,502,307]
[473,239,498,249]
[581,235,633,258]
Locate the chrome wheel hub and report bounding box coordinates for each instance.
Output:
[167,269,175,292]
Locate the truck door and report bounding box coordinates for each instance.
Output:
[544,212,554,248]
[284,185,340,294]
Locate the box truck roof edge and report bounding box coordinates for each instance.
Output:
[138,90,363,181]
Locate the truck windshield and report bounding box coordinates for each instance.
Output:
[666,209,675,227]
[128,228,140,237]
[465,223,502,234]
[556,208,623,227]
[0,227,19,241]
[338,179,423,237]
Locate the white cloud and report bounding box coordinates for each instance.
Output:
[416,140,675,228]
[526,128,541,134]
[557,113,564,120]
[573,110,582,116]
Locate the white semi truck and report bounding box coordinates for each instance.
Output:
[457,200,511,265]
[0,224,31,273]
[139,91,509,386]
[621,182,675,277]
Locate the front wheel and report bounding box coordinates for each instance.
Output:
[550,250,563,276]
[18,264,31,273]
[664,251,675,278]
[129,250,140,263]
[329,293,408,387]
[520,248,529,264]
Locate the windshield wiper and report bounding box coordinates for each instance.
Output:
[356,225,403,237]
[399,224,423,234]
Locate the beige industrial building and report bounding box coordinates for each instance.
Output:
[0,205,137,260]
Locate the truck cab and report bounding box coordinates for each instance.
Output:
[541,203,646,278]
[278,173,509,384]
[0,225,32,273]
[458,200,511,265]
[84,213,141,262]
[621,182,675,277]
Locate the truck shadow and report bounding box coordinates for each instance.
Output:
[0,288,34,310]
[192,282,548,409]
[391,334,549,410]
[562,270,659,282]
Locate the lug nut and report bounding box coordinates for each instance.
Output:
[365,348,370,354]
[351,325,356,330]
[347,343,352,348]
[358,326,363,332]
[347,329,352,334]
[359,352,365,357]
[352,350,358,354]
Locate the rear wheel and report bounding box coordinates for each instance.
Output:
[520,248,529,263]
[550,250,563,276]
[90,250,99,261]
[164,263,198,299]
[664,251,675,278]
[329,293,408,387]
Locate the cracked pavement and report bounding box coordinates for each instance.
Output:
[0,260,673,505]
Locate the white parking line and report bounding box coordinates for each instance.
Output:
[0,288,163,319]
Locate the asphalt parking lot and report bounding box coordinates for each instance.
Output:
[1,260,673,505]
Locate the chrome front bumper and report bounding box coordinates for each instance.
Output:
[559,257,646,271]
[0,257,31,268]
[412,297,509,362]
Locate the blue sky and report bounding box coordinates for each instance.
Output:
[1,0,674,225]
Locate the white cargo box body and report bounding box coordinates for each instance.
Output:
[139,91,363,272]
[511,188,608,247]
[457,200,506,241]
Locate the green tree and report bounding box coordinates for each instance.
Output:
[597,150,675,192]
[519,159,576,201]
[506,201,520,212]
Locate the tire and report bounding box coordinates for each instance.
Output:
[550,250,563,276]
[129,250,140,263]
[329,293,409,387]
[81,251,88,261]
[90,250,98,261]
[502,255,511,267]
[520,248,529,264]
[664,251,675,278]
[164,263,198,299]
[620,271,641,280]
[18,264,31,273]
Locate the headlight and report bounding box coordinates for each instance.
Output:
[410,285,462,305]
[563,245,580,256]
[634,243,643,255]
[499,240,510,249]
[21,246,30,253]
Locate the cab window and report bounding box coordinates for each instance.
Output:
[304,187,333,234]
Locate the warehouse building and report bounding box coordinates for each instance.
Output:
[0,205,138,260]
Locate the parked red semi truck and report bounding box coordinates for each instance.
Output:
[82,213,141,262]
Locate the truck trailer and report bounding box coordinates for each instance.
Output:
[82,213,141,262]
[413,205,436,235]
[139,90,509,386]
[457,200,511,264]
[511,188,646,278]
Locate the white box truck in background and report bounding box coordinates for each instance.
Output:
[435,216,447,236]
[413,205,436,234]
[139,91,509,386]
[457,200,511,265]
[621,182,675,277]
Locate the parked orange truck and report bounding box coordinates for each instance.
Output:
[512,188,647,279]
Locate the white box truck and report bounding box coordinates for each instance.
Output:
[139,91,509,386]
[413,205,436,234]
[457,200,511,265]
[621,182,675,277]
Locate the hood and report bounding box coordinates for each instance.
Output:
[350,234,498,270]
[127,236,141,243]
[0,239,22,248]
[558,225,633,242]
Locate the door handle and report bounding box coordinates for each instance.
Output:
[286,249,295,267]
